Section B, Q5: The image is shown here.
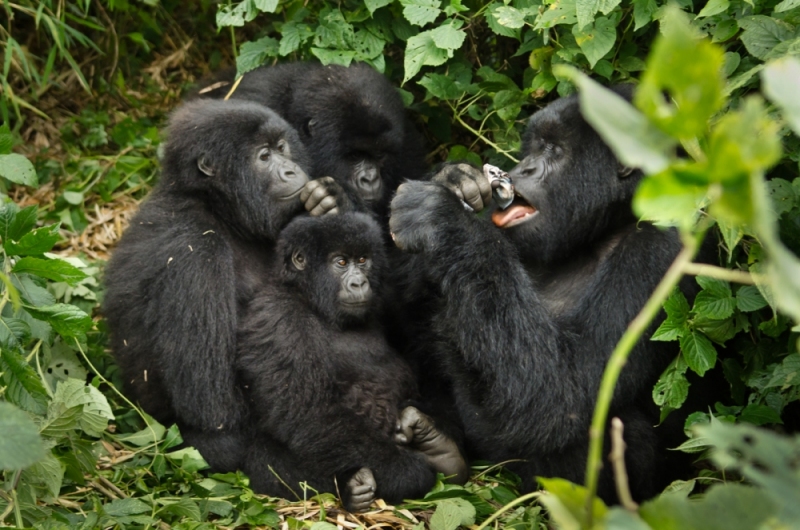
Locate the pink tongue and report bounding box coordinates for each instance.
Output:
[492,204,537,227]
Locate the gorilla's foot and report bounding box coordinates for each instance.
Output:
[346,467,376,512]
[394,406,469,484]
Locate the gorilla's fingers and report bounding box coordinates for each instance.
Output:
[395,406,469,485]
[324,207,340,216]
[461,179,485,211]
[309,195,338,216]
[346,467,376,512]
[300,179,320,203]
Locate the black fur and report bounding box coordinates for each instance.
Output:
[196,62,428,218]
[236,213,436,509]
[103,99,311,470]
[389,87,701,502]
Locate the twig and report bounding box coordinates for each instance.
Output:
[584,231,703,526]
[681,262,756,284]
[474,491,541,530]
[98,475,127,498]
[224,75,244,100]
[89,480,119,500]
[609,417,638,511]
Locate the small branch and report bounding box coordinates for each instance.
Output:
[224,75,244,100]
[447,102,519,163]
[610,417,638,512]
[98,475,127,499]
[89,480,118,500]
[474,491,541,530]
[681,262,756,284]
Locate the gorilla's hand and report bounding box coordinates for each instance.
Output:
[301,177,352,216]
[394,406,469,485]
[431,163,492,212]
[389,181,462,253]
[345,467,376,512]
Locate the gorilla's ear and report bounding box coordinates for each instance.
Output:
[303,118,317,137]
[617,163,636,178]
[291,250,307,271]
[197,155,216,177]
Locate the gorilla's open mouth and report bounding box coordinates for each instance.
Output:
[491,195,538,228]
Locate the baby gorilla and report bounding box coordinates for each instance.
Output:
[236,213,466,511]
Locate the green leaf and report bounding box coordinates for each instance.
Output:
[4,223,60,256]
[310,48,356,67]
[429,22,466,50]
[494,6,526,29]
[632,164,707,229]
[765,353,800,389]
[401,0,441,26]
[0,316,31,349]
[158,498,202,520]
[775,0,800,11]
[117,419,167,447]
[680,330,717,376]
[534,0,578,30]
[429,498,476,530]
[537,478,607,528]
[279,22,315,56]
[105,498,152,517]
[739,404,782,425]
[736,285,767,312]
[653,365,690,409]
[38,403,84,439]
[12,257,88,286]
[237,36,278,75]
[0,401,46,470]
[21,452,64,503]
[572,16,616,68]
[576,0,621,30]
[52,378,114,437]
[6,205,37,241]
[0,124,13,155]
[737,16,794,60]
[1,347,49,415]
[635,6,725,139]
[24,303,92,338]
[404,30,451,83]
[0,153,38,187]
[166,447,210,473]
[762,57,800,138]
[254,0,278,12]
[632,0,657,30]
[553,66,676,174]
[696,0,729,18]
[419,73,463,100]
[693,277,735,320]
[365,0,393,15]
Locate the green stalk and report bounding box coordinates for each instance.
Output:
[583,233,702,526]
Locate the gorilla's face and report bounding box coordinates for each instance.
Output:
[496,94,639,265]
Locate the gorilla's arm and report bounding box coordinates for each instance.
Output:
[104,198,244,432]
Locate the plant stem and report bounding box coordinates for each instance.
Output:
[474,491,541,530]
[583,233,701,525]
[11,469,22,528]
[681,262,756,284]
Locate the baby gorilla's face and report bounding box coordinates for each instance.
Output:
[330,253,373,318]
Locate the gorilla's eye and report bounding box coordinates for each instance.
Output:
[292,251,306,270]
[337,258,348,267]
[358,256,367,264]
[277,140,288,154]
[258,148,271,162]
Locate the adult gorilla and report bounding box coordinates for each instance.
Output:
[104,99,312,472]
[388,87,700,502]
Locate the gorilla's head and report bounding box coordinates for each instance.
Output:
[499,86,641,265]
[277,212,388,327]
[162,99,311,240]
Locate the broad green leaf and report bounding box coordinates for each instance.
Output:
[652,289,690,341]
[429,22,466,50]
[310,48,356,67]
[353,28,385,60]
[537,478,607,528]
[12,273,55,307]
[635,6,725,139]
[0,316,31,349]
[534,0,577,30]
[429,498,476,530]
[494,6,526,29]
[401,0,441,26]
[254,0,277,12]
[404,30,451,83]
[652,365,690,408]
[695,274,730,300]
[237,36,278,75]
[12,257,88,286]
[105,498,152,517]
[693,277,735,320]
[488,3,523,38]
[43,341,88,389]
[765,353,800,389]
[38,403,83,439]
[0,124,13,154]
[739,404,782,425]
[4,223,60,256]
[696,0,729,18]
[694,316,736,344]
[166,447,210,473]
[632,164,707,229]
[157,498,202,520]
[602,508,651,530]
[279,22,315,56]
[0,401,46,470]
[762,57,800,138]
[716,218,743,261]
[576,0,621,30]
[52,378,114,437]
[117,420,167,447]
[1,347,49,415]
[0,204,37,242]
[419,73,463,100]
[737,16,794,60]
[553,66,675,174]
[21,452,64,503]
[0,153,38,187]
[680,330,717,376]
[24,303,92,338]
[365,0,393,15]
[775,0,800,11]
[736,285,768,312]
[309,523,338,530]
[632,0,657,30]
[572,16,616,68]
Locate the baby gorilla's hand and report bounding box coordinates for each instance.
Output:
[345,467,376,512]
[301,177,351,216]
[394,406,469,485]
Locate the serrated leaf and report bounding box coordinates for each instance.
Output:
[2,205,37,242]
[775,0,800,11]
[1,347,49,415]
[738,16,794,60]
[537,478,608,528]
[693,290,736,320]
[762,57,800,138]
[429,498,476,530]
[573,16,616,68]
[0,153,38,187]
[680,331,717,376]
[401,0,441,26]
[38,403,84,439]
[166,447,210,473]
[696,0,729,18]
[0,124,13,155]
[736,285,768,312]
[236,36,279,75]
[0,401,46,470]
[365,0,393,14]
[653,366,690,408]
[764,353,800,389]
[21,452,64,503]
[4,223,60,256]
[404,30,451,83]
[632,0,657,30]
[429,22,466,50]
[158,498,202,520]
[279,22,314,56]
[534,0,578,30]
[12,257,88,286]
[24,303,92,338]
[52,379,113,437]
[739,404,782,425]
[43,341,88,389]
[495,6,526,29]
[0,316,31,349]
[117,420,167,447]
[694,316,736,344]
[254,0,277,12]
[105,498,152,517]
[419,73,463,100]
[553,66,676,175]
[311,48,355,67]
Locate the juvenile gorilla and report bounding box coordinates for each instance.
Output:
[197,62,428,218]
[103,99,311,471]
[389,87,699,502]
[237,213,467,511]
